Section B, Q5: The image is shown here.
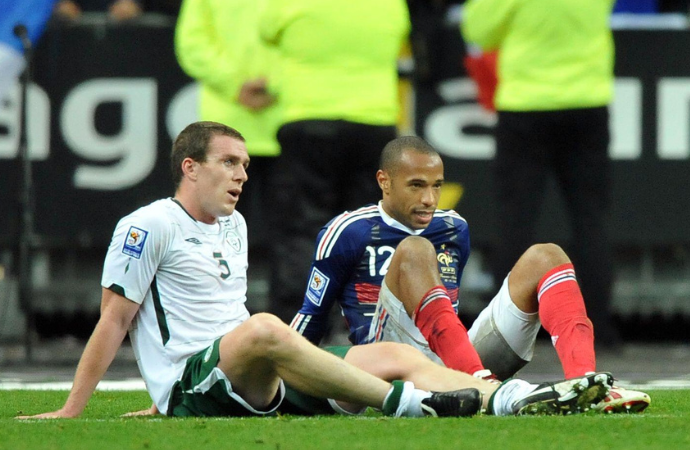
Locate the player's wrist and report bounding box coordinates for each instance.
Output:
[57,407,82,418]
[61,398,88,418]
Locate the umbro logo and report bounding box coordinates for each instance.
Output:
[185,238,202,245]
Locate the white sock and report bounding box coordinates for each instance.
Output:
[396,381,431,417]
[492,379,538,416]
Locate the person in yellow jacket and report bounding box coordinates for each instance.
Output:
[175,0,281,249]
[461,0,621,347]
[258,0,410,323]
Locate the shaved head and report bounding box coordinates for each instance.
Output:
[379,135,439,174]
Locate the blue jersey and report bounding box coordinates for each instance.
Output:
[291,203,471,345]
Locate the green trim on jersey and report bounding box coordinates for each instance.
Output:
[107,283,126,298]
[171,198,197,222]
[150,276,170,346]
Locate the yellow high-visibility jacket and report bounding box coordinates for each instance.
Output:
[175,0,281,156]
[462,0,616,111]
[259,0,410,125]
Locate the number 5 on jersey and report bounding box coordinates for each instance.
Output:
[213,252,230,279]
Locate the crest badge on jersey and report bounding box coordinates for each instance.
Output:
[225,230,242,253]
[122,226,149,259]
[306,267,330,307]
[437,249,457,283]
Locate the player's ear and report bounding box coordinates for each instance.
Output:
[376,169,390,192]
[181,157,199,181]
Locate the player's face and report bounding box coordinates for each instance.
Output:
[195,135,250,222]
[379,150,444,230]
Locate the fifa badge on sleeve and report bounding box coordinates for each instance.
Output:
[306,267,330,306]
[122,226,149,259]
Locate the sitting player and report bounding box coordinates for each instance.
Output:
[291,135,649,414]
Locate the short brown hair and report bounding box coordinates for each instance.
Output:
[170,121,245,188]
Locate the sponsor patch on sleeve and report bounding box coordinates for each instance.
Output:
[122,226,149,259]
[306,267,330,307]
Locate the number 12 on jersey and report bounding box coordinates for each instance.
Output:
[365,245,395,277]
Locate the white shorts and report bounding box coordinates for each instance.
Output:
[368,280,445,365]
[368,275,541,379]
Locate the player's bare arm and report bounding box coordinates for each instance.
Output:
[17,288,140,419]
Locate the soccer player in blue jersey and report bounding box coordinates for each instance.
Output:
[291,135,649,413]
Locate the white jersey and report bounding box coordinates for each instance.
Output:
[101,198,250,413]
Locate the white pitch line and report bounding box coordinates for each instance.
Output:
[616,379,690,390]
[0,379,146,391]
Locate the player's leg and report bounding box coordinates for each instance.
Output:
[507,243,596,378]
[467,272,541,380]
[325,342,613,417]
[383,236,445,315]
[279,344,484,417]
[214,313,470,417]
[472,245,651,413]
[378,235,485,375]
[217,314,389,408]
[343,342,495,410]
[470,243,595,379]
[160,336,614,418]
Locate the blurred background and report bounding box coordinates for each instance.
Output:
[1,0,690,368]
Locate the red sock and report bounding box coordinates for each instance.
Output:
[413,286,485,374]
[538,263,596,378]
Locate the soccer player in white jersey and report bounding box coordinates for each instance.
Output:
[291,135,650,414]
[18,122,614,419]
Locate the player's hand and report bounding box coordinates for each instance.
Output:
[238,78,276,111]
[121,403,159,417]
[16,408,79,419]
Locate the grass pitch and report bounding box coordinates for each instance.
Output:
[1,389,689,450]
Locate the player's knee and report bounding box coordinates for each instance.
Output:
[242,313,293,354]
[359,342,428,380]
[522,243,569,275]
[378,342,422,363]
[384,343,433,374]
[396,236,436,271]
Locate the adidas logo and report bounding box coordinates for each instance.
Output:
[185,238,202,245]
